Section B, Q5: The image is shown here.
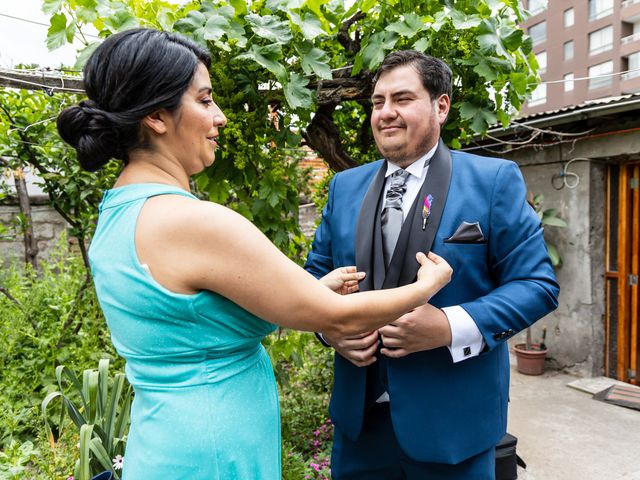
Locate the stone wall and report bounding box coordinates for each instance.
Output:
[0,201,69,267]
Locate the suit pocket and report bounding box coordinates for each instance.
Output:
[442,242,489,276]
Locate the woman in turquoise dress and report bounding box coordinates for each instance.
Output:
[56,28,452,479]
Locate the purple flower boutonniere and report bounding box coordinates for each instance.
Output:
[422,194,433,230]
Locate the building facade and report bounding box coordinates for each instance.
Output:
[521,0,640,115]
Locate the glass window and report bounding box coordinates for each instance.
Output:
[564,73,575,92]
[536,51,547,74]
[564,8,575,27]
[529,83,547,106]
[588,61,613,89]
[589,26,614,55]
[564,41,574,61]
[589,0,613,20]
[624,53,640,80]
[529,0,548,15]
[529,21,547,45]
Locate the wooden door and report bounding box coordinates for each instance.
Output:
[605,162,640,384]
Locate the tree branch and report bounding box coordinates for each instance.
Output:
[338,11,366,55]
[302,104,358,172]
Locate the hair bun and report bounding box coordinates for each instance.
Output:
[57,100,120,172]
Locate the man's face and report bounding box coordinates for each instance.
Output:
[370,64,450,168]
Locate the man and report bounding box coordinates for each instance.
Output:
[304,51,559,479]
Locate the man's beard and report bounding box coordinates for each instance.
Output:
[378,135,433,168]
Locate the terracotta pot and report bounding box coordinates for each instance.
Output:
[513,343,547,375]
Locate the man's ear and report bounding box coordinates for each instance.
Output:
[142,110,169,135]
[436,94,451,125]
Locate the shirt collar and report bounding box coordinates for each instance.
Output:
[385,142,439,179]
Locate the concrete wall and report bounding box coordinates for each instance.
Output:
[514,157,605,377]
[503,127,640,377]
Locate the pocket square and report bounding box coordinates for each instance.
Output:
[444,221,485,243]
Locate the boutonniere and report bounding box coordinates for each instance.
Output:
[422,194,433,231]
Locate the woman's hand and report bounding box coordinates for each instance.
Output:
[416,252,452,292]
[320,266,366,295]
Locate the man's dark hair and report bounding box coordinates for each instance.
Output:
[373,51,452,101]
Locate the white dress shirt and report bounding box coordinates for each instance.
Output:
[383,144,485,363]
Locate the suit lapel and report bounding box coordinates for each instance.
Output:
[383,140,453,288]
[355,162,387,292]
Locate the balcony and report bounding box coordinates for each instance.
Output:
[621,69,640,92]
[621,0,640,21]
[621,33,640,55]
[589,7,614,20]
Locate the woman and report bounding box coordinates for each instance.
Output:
[57,28,452,479]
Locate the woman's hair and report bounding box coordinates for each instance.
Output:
[57,28,211,171]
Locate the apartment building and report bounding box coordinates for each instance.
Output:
[520,0,640,115]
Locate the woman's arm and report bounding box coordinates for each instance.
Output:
[136,196,452,337]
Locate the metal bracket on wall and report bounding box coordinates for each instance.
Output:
[629,274,639,286]
[630,177,639,189]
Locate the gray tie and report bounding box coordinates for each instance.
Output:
[381,169,410,266]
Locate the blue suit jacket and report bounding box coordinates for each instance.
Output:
[305,142,559,464]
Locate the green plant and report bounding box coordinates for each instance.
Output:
[42,359,133,480]
[531,192,567,268]
[0,440,40,479]
[521,192,566,351]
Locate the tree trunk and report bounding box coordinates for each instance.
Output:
[302,104,358,172]
[13,167,38,269]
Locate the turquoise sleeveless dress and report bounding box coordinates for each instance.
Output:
[89,183,280,479]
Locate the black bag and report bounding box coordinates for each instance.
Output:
[495,433,526,480]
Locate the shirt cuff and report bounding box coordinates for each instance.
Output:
[442,306,485,363]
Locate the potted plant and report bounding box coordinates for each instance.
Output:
[513,193,566,375]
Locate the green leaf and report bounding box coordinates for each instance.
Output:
[510,72,528,96]
[229,0,248,17]
[174,10,206,34]
[42,0,63,15]
[103,9,139,33]
[235,44,286,80]
[413,37,430,52]
[359,0,377,13]
[283,72,313,110]
[546,243,561,267]
[75,0,99,23]
[47,13,71,51]
[386,13,424,38]
[79,424,94,480]
[245,13,292,44]
[297,12,327,40]
[88,437,118,478]
[204,15,230,41]
[298,45,332,80]
[500,25,523,51]
[75,42,100,69]
[450,10,482,30]
[542,216,567,228]
[521,35,533,55]
[459,102,496,134]
[359,31,398,72]
[473,60,497,81]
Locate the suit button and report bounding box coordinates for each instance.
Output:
[493,333,502,341]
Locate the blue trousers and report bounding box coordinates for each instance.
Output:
[331,403,496,480]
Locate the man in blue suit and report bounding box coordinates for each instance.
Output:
[304,51,559,479]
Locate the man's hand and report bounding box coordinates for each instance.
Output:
[379,303,452,358]
[319,266,366,295]
[321,330,379,367]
